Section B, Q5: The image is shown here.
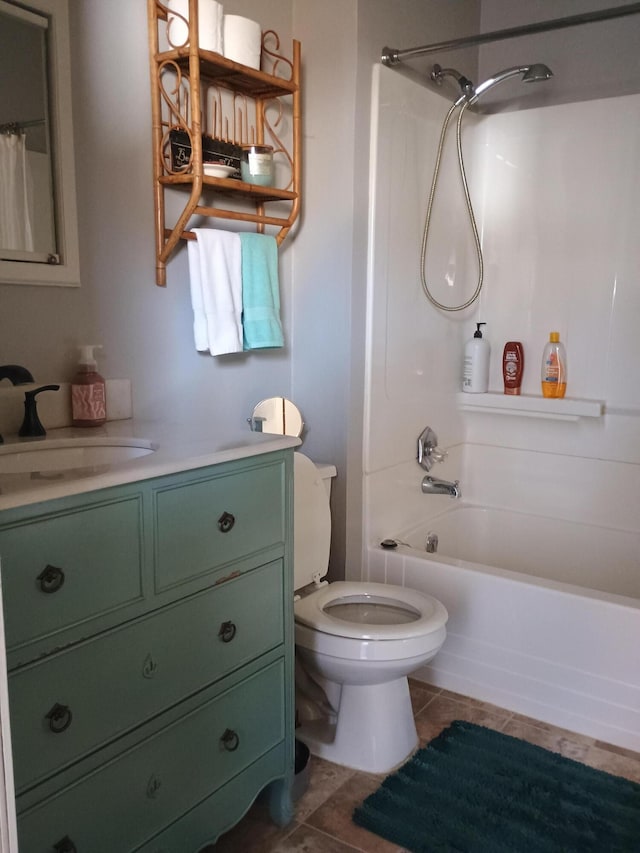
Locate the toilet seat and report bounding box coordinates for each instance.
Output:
[294,581,447,641]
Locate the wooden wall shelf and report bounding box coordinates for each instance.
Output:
[147,0,301,286]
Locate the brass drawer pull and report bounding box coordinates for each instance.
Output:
[217,511,235,533]
[220,728,240,751]
[46,703,73,734]
[142,652,159,679]
[146,773,162,799]
[53,837,77,853]
[218,621,237,643]
[37,564,65,594]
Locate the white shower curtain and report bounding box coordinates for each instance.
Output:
[0,132,34,252]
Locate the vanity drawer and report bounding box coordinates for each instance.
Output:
[154,459,285,590]
[10,560,284,792]
[136,745,288,853]
[17,659,286,853]
[0,495,144,654]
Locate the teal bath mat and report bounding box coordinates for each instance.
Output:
[353,720,640,852]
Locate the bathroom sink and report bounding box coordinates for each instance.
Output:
[0,438,156,474]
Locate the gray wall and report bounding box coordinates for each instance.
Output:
[479,1,640,110]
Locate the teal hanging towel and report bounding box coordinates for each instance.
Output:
[239,232,284,350]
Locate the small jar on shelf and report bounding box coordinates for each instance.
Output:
[241,144,274,186]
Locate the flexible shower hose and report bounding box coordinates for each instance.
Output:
[420,98,484,312]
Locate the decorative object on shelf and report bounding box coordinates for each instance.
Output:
[148,0,301,286]
[169,130,241,174]
[203,162,237,178]
[241,144,274,186]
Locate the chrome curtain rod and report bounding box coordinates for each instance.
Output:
[381,2,640,66]
[0,119,45,135]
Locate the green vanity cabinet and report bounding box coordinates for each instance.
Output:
[0,449,295,853]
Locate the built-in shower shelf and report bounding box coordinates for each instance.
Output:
[456,392,604,421]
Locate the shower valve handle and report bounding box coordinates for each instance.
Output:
[417,426,447,472]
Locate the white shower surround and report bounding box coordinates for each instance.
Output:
[363,65,640,748]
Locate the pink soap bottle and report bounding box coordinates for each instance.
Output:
[71,345,107,427]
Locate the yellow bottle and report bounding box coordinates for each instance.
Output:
[541,332,567,398]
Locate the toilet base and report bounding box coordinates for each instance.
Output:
[296,676,418,774]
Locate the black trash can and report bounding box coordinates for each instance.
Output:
[292,739,311,802]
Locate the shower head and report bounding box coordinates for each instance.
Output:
[522,63,554,82]
[461,63,553,106]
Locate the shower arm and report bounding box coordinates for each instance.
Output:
[381,2,640,66]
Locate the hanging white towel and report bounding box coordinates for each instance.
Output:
[188,228,243,355]
[187,240,209,352]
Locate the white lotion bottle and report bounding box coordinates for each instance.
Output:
[462,322,490,393]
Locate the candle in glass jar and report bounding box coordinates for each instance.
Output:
[241,144,274,186]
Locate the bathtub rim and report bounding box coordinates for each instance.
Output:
[371,539,640,613]
[398,500,640,541]
[384,501,640,608]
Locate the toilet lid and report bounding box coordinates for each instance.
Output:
[293,453,331,590]
[294,581,448,641]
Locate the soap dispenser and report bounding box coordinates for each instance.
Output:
[462,322,490,393]
[71,345,107,427]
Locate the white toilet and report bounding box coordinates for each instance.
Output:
[293,453,448,774]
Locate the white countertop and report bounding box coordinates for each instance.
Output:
[0,419,301,512]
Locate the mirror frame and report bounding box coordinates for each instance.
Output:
[0,0,79,287]
[249,398,305,438]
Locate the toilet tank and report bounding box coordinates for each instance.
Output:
[293,454,336,591]
[314,462,337,498]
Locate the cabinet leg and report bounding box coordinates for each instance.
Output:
[266,776,294,827]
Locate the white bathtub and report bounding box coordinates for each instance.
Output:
[368,503,640,751]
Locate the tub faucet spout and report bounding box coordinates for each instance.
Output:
[421,475,461,499]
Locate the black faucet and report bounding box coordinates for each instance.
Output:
[0,363,35,444]
[19,385,61,438]
[0,364,35,386]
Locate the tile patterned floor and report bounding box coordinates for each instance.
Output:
[212,679,640,852]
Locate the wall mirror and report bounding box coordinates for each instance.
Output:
[248,398,304,438]
[0,0,79,286]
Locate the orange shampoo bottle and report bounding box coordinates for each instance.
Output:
[541,332,567,398]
